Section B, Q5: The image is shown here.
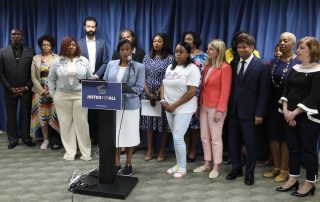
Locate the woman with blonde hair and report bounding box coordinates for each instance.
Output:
[193,39,232,178]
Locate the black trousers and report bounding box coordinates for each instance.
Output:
[285,114,320,182]
[4,91,32,144]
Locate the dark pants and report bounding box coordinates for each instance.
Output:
[88,109,99,144]
[285,114,320,182]
[229,115,256,176]
[4,91,32,144]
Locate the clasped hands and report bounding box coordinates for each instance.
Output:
[147,92,159,107]
[9,86,28,97]
[283,109,297,127]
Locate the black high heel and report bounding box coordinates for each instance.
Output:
[276,181,299,192]
[291,185,316,197]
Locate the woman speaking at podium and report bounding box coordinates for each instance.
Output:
[103,39,145,176]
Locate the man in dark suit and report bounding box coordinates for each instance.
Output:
[78,16,109,145]
[226,33,270,185]
[0,28,36,149]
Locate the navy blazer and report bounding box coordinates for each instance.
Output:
[78,38,109,78]
[0,45,35,90]
[103,59,145,110]
[228,56,271,120]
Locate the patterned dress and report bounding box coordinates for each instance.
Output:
[30,59,59,138]
[189,52,207,129]
[140,54,174,132]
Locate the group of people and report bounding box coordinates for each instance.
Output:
[0,16,319,198]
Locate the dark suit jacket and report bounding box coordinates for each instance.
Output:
[228,56,271,120]
[0,45,35,90]
[111,47,145,63]
[78,38,109,78]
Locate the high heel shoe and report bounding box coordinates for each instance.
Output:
[276,181,299,192]
[291,185,316,197]
[157,156,166,162]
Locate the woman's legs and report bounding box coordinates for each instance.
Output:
[166,112,193,170]
[145,129,154,159]
[158,129,168,160]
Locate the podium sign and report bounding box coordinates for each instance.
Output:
[82,80,122,110]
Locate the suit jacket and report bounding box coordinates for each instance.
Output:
[228,56,270,120]
[199,62,232,112]
[103,59,145,110]
[78,38,108,78]
[111,47,145,63]
[31,53,59,95]
[0,45,35,90]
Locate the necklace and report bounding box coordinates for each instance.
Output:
[271,57,294,88]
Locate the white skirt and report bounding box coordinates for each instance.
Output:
[115,109,140,147]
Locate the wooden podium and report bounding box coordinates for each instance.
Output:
[74,80,138,199]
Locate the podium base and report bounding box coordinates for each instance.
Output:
[73,175,138,199]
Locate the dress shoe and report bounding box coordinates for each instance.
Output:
[274,170,289,182]
[276,181,299,192]
[157,156,166,162]
[226,169,243,180]
[144,156,153,161]
[245,175,254,186]
[291,185,315,197]
[209,170,219,179]
[193,165,211,173]
[8,142,18,149]
[263,167,280,178]
[24,142,35,147]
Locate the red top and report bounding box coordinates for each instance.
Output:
[199,62,232,112]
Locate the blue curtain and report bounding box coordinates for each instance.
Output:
[1,0,320,130]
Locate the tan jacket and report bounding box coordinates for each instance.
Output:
[31,53,59,95]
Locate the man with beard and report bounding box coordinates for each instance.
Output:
[0,28,35,149]
[78,16,109,145]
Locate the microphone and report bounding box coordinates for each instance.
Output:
[127,55,133,66]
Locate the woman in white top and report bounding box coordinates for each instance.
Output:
[48,37,93,161]
[161,41,201,178]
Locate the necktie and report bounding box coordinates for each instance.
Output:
[238,61,246,80]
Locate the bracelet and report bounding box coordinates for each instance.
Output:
[160,100,166,103]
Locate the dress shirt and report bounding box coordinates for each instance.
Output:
[86,36,96,73]
[237,53,254,75]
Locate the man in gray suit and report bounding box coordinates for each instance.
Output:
[78,16,109,145]
[0,28,35,149]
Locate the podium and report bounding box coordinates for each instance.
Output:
[74,80,138,199]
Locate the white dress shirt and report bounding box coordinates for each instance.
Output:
[237,53,254,75]
[86,36,96,73]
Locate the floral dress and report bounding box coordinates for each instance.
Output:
[140,54,174,132]
[189,52,207,129]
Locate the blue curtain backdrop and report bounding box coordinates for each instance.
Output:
[1,0,320,130]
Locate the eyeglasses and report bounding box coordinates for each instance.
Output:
[42,44,51,47]
[11,33,22,36]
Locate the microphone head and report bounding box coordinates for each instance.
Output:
[127,55,133,65]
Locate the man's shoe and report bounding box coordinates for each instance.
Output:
[24,142,35,147]
[226,169,243,180]
[245,175,254,186]
[8,142,18,149]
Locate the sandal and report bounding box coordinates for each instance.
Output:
[173,168,187,178]
[274,170,289,182]
[263,168,280,178]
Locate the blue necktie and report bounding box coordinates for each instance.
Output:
[238,61,246,80]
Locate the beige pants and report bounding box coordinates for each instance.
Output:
[53,92,91,160]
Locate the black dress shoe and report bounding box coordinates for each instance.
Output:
[226,169,243,180]
[245,175,254,186]
[291,185,315,197]
[24,142,35,147]
[276,181,299,192]
[8,142,18,149]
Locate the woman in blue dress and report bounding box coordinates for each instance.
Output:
[182,31,207,162]
[141,33,174,162]
[263,32,300,182]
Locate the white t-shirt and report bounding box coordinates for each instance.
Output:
[163,63,201,114]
